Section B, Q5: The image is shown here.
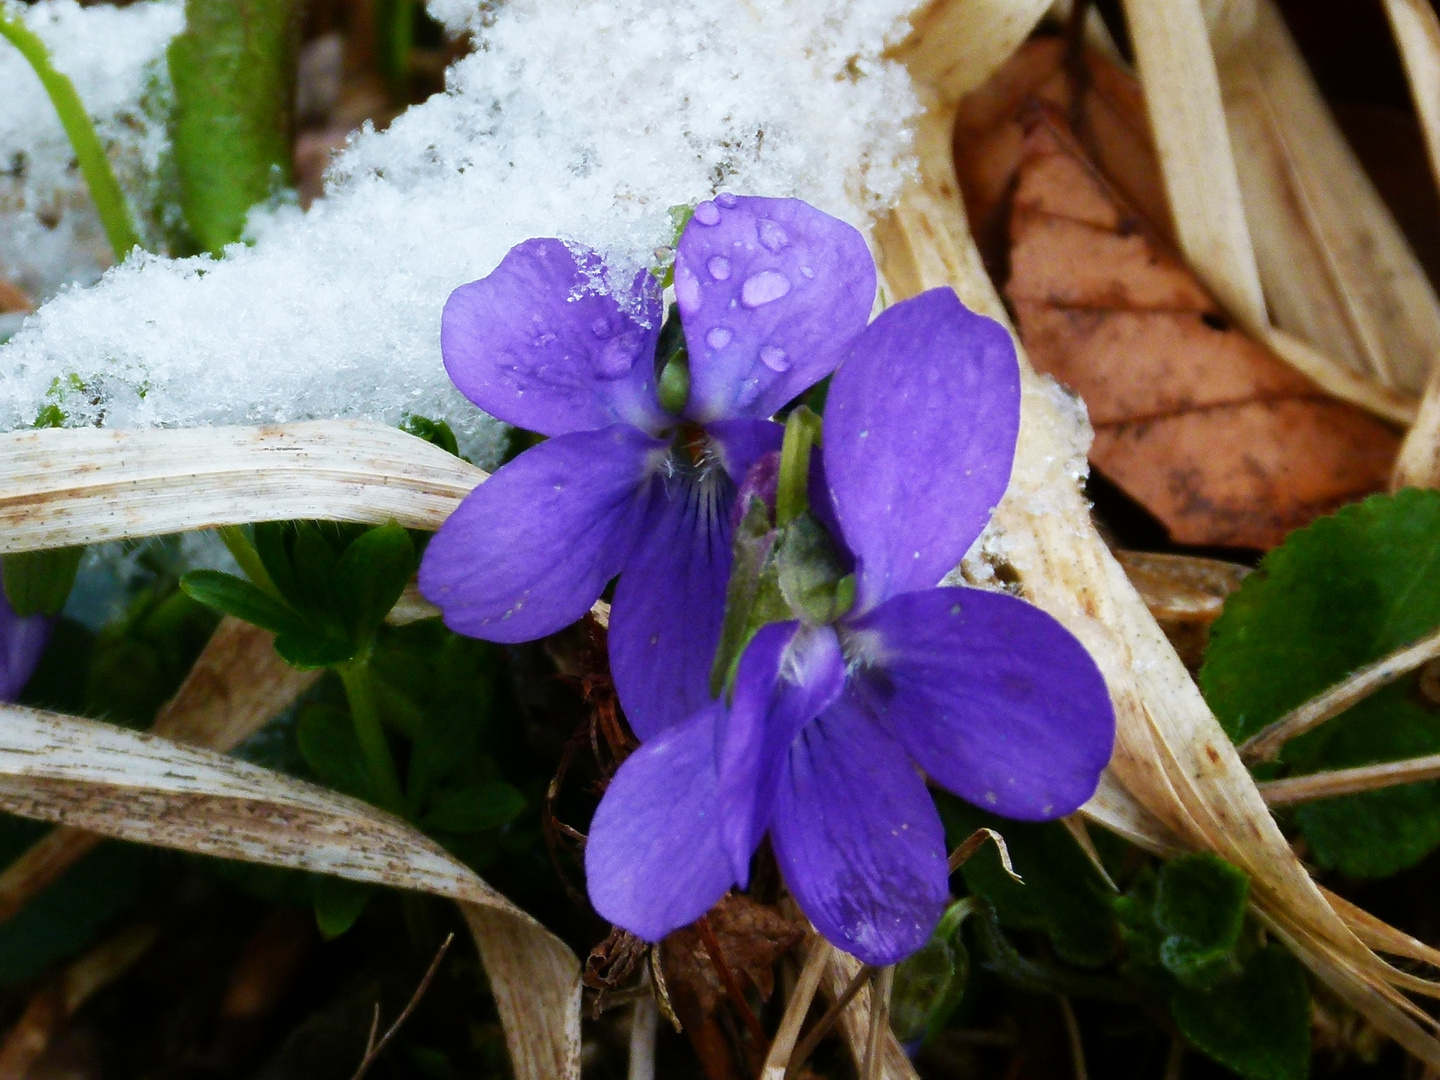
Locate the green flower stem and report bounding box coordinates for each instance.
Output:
[0,6,141,260]
[338,657,408,817]
[217,526,280,599]
[776,406,822,527]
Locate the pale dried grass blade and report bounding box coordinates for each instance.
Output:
[0,617,316,926]
[0,703,580,1080]
[1261,328,1418,426]
[824,950,916,1080]
[1384,0,1440,193]
[1219,0,1440,396]
[886,23,1440,1057]
[762,937,832,1080]
[1321,887,1440,971]
[888,0,1053,105]
[1240,625,1440,764]
[1259,754,1440,808]
[1119,0,1268,330]
[0,421,486,554]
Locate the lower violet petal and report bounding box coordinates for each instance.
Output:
[850,586,1115,821]
[715,622,846,885]
[610,466,736,740]
[770,693,950,966]
[418,425,661,643]
[0,597,49,701]
[585,704,735,942]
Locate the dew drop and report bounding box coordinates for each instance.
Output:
[707,255,731,281]
[799,265,815,279]
[715,192,738,208]
[674,265,701,314]
[693,200,721,226]
[757,219,788,252]
[706,326,733,350]
[531,331,557,347]
[736,379,761,408]
[596,338,638,378]
[760,345,789,371]
[741,270,791,307]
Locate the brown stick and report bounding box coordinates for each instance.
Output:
[1260,754,1440,808]
[350,933,454,1080]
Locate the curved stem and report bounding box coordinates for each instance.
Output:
[0,7,142,261]
[338,657,407,817]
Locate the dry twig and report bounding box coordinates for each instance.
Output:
[351,933,454,1080]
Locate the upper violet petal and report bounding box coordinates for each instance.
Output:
[715,622,846,886]
[824,289,1019,612]
[850,586,1115,821]
[610,467,736,740]
[706,416,785,485]
[771,693,950,966]
[0,596,49,702]
[676,196,875,423]
[442,239,670,436]
[419,425,660,643]
[585,703,735,942]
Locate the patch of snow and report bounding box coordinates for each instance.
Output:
[0,0,181,302]
[0,0,921,465]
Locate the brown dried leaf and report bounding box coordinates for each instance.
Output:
[1114,551,1250,668]
[661,895,805,1018]
[1004,107,1399,549]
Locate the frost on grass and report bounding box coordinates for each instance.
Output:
[0,0,921,464]
[0,0,181,309]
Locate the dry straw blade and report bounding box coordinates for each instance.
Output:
[0,420,486,554]
[886,0,1440,1063]
[0,703,581,1080]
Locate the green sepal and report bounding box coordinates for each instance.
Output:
[890,899,971,1048]
[3,546,84,617]
[710,496,783,698]
[401,415,460,457]
[774,513,851,625]
[273,632,357,670]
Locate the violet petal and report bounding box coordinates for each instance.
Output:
[715,622,846,885]
[850,586,1114,821]
[0,596,49,702]
[585,703,734,941]
[442,239,670,436]
[419,424,661,643]
[675,196,874,423]
[706,416,785,484]
[610,470,735,740]
[824,289,1020,612]
[771,692,950,966]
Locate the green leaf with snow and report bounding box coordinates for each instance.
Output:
[1200,489,1440,877]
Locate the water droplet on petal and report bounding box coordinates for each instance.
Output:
[531,331,557,347]
[741,270,791,308]
[799,265,815,279]
[736,379,761,408]
[715,192,738,208]
[758,219,788,252]
[706,326,733,350]
[707,255,731,281]
[760,345,789,371]
[596,338,638,378]
[693,201,721,226]
[675,265,701,314]
[591,316,614,338]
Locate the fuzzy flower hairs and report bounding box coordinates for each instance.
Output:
[421,195,1116,965]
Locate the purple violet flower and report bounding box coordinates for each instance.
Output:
[419,195,875,738]
[0,590,50,701]
[584,288,1116,966]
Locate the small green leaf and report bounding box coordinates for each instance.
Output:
[938,795,1118,968]
[290,522,341,617]
[890,904,970,1048]
[3,546,84,616]
[254,522,302,605]
[1155,853,1248,952]
[401,415,460,458]
[296,703,372,797]
[274,632,356,670]
[1170,944,1310,1080]
[334,523,416,645]
[180,570,308,637]
[421,781,526,834]
[313,875,370,939]
[1201,489,1440,877]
